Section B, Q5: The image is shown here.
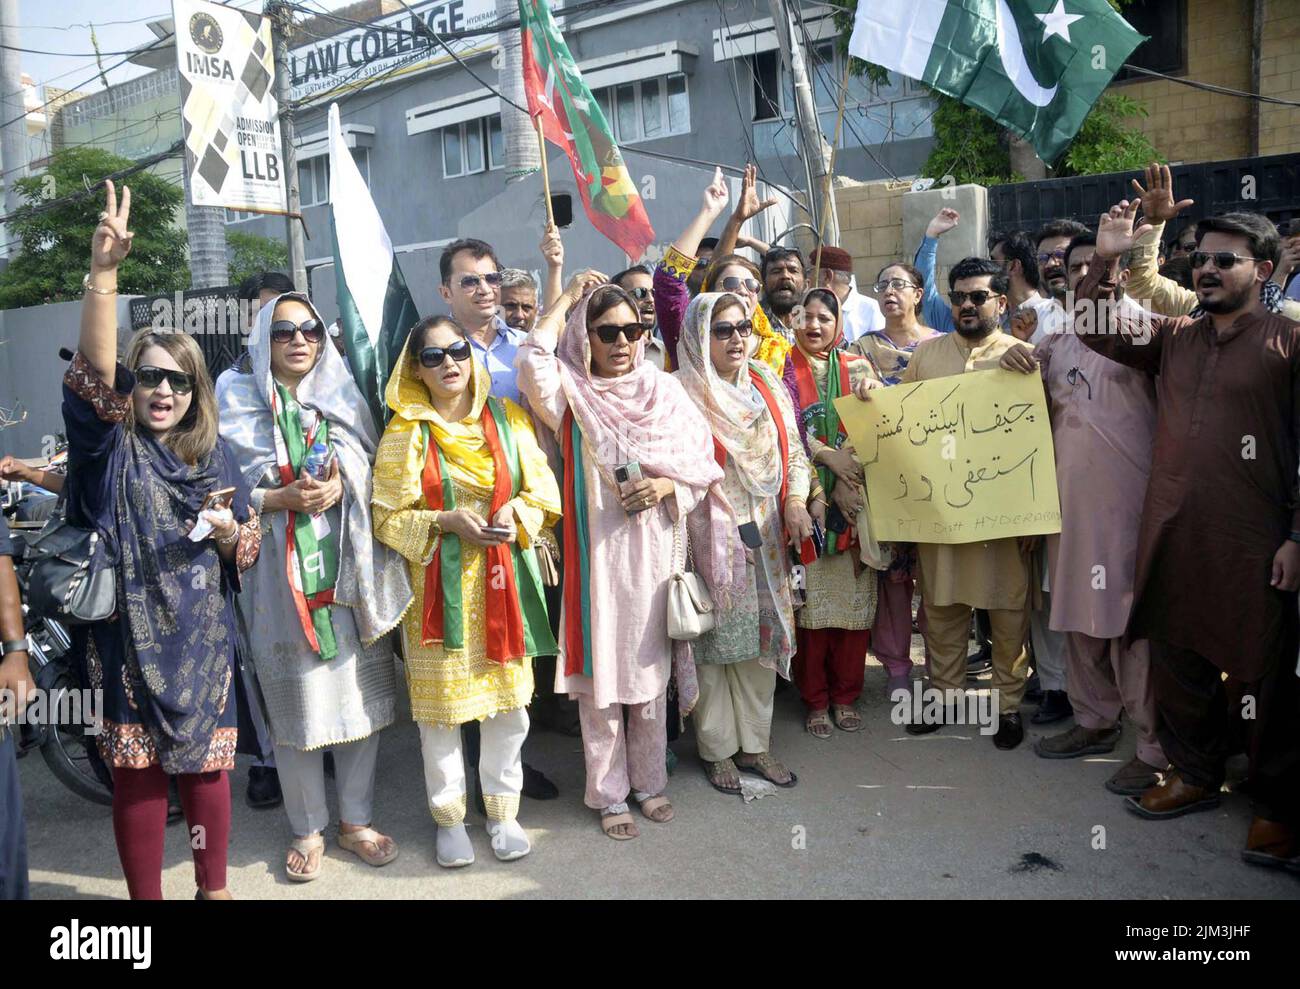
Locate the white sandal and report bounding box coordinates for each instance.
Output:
[286,833,325,883]
[337,825,399,867]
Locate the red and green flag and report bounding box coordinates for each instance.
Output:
[518,0,655,260]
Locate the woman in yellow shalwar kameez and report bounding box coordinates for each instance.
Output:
[372,315,560,869]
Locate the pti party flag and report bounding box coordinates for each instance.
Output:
[848,1,1146,163]
[518,0,655,260]
[327,102,420,431]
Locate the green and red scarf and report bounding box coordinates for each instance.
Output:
[560,410,595,678]
[789,348,858,556]
[419,398,555,665]
[273,383,339,660]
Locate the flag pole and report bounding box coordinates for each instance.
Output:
[534,114,555,228]
[811,58,852,289]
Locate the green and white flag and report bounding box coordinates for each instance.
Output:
[327,101,419,432]
[849,1,1146,163]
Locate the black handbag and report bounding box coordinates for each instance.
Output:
[23,504,115,624]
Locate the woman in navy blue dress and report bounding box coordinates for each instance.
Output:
[64,181,261,899]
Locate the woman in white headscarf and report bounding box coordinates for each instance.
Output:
[675,292,816,793]
[219,293,412,883]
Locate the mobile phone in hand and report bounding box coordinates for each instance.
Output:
[201,487,236,513]
[615,461,647,513]
[479,525,513,539]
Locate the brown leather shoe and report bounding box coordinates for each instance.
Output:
[1241,818,1300,872]
[1125,770,1220,820]
[1104,756,1164,796]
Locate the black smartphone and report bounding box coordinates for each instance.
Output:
[825,503,848,535]
[810,520,826,557]
[738,521,763,549]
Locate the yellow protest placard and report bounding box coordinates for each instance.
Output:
[833,368,1060,544]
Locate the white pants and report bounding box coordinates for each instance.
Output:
[418,708,529,826]
[274,733,381,837]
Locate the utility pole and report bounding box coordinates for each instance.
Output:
[768,0,838,245]
[0,0,30,241]
[182,165,231,288]
[268,1,307,291]
[496,0,539,181]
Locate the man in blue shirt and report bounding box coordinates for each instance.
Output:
[438,238,526,405]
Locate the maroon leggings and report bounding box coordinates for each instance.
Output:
[111,764,230,900]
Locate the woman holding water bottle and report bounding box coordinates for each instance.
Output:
[219,292,412,883]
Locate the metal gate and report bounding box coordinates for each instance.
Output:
[128,286,247,378]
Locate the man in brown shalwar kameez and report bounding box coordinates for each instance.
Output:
[1075,202,1300,872]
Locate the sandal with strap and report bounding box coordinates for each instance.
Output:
[736,751,798,788]
[337,825,399,868]
[806,709,833,739]
[286,833,325,883]
[705,758,743,795]
[832,704,864,732]
[601,811,640,840]
[637,793,674,823]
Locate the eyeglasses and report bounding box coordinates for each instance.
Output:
[457,272,503,291]
[873,278,918,293]
[719,276,761,293]
[1065,366,1093,401]
[625,286,652,301]
[949,290,996,306]
[134,365,195,394]
[270,319,326,344]
[1037,249,1067,265]
[418,341,473,368]
[1190,251,1266,270]
[710,319,753,340]
[590,323,646,344]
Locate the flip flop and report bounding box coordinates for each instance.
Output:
[337,825,399,867]
[286,833,325,883]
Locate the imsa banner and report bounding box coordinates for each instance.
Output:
[173,0,287,212]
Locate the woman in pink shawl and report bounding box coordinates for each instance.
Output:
[518,270,744,840]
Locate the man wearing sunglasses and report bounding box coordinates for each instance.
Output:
[1081,202,1300,869]
[438,238,525,404]
[809,245,882,345]
[611,264,667,370]
[899,257,1032,751]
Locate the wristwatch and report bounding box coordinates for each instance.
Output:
[1,637,30,657]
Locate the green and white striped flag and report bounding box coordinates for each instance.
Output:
[849,1,1146,163]
[327,102,420,431]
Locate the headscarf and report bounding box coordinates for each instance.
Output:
[219,293,412,645]
[675,292,782,498]
[556,287,744,602]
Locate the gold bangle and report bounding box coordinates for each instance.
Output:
[430,511,442,535]
[217,527,239,547]
[82,271,117,296]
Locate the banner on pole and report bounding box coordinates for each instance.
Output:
[836,369,1061,544]
[173,0,287,212]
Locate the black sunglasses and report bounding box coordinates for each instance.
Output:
[458,272,503,291]
[949,290,996,306]
[1190,251,1266,270]
[590,323,646,344]
[720,275,761,293]
[419,340,473,368]
[626,286,652,301]
[135,365,195,394]
[710,319,753,340]
[270,319,326,344]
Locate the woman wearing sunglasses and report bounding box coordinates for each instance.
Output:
[851,263,940,696]
[783,288,884,738]
[218,294,411,883]
[518,272,744,840]
[675,292,815,794]
[61,182,261,899]
[652,166,791,374]
[372,315,559,867]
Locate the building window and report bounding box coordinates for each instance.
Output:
[1114,0,1187,80]
[225,148,368,222]
[750,46,934,153]
[591,73,690,144]
[442,115,506,177]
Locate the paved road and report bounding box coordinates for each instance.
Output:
[17,658,1298,900]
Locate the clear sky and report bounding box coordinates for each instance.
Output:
[9,0,358,98]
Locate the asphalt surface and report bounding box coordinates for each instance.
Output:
[16,649,1300,900]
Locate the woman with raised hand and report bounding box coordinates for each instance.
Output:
[783,288,884,738]
[218,291,411,883]
[63,182,260,899]
[372,315,559,868]
[517,271,745,840]
[851,263,939,696]
[675,292,815,794]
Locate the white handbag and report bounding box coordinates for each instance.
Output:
[667,521,715,641]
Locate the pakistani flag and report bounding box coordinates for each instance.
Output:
[849,1,1146,163]
[327,102,420,431]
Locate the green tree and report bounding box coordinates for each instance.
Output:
[0,147,189,309]
[226,229,289,287]
[828,0,1159,185]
